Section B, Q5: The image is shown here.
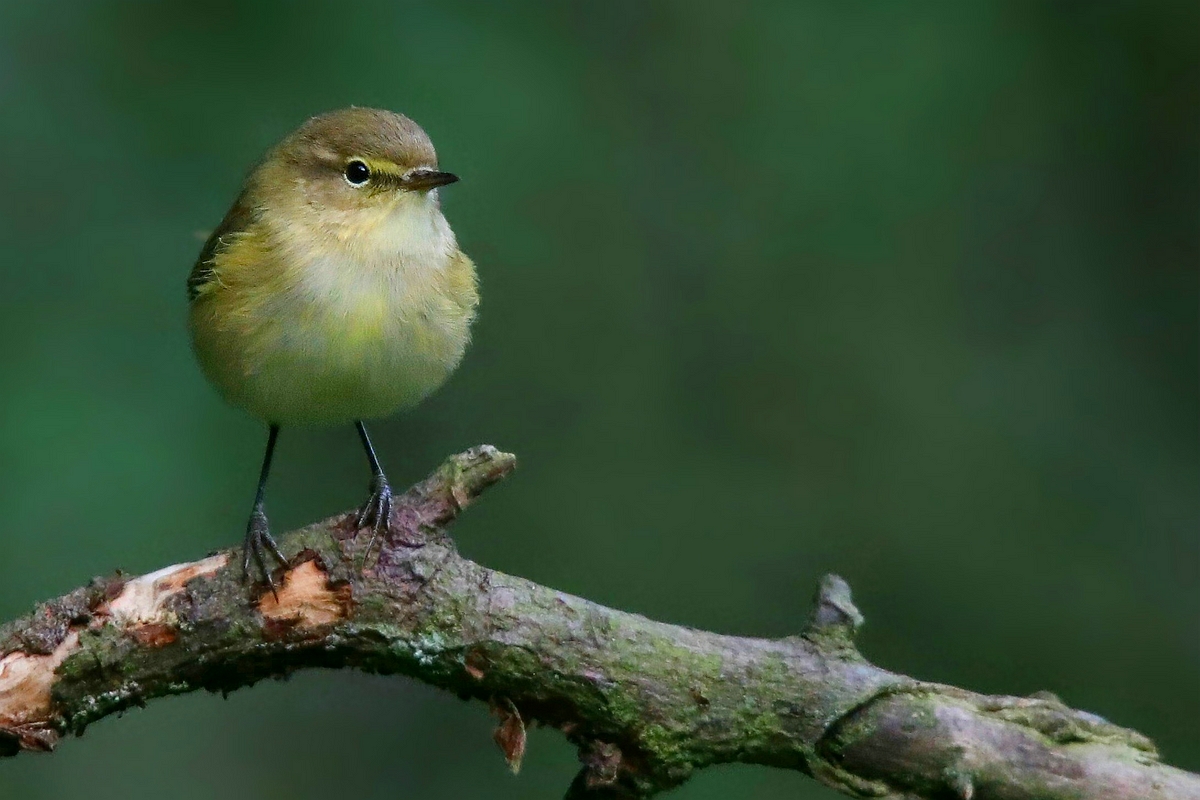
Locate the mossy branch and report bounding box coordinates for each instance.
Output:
[1,447,1195,799]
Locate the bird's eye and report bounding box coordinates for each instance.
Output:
[344,160,371,186]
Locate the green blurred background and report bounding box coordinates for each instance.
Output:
[1,1,1196,797]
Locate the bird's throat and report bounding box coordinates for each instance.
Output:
[270,192,456,331]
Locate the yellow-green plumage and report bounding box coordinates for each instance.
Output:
[188,108,478,425]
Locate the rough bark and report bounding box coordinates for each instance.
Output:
[0,446,1195,799]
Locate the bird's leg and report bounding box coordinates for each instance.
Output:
[242,424,288,591]
[354,420,394,566]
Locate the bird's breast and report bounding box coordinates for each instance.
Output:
[283,198,467,357]
[286,243,469,377]
[191,201,477,425]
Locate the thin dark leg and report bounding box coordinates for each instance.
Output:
[356,420,386,479]
[243,424,288,589]
[254,424,280,509]
[354,421,393,564]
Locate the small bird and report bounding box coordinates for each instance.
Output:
[187,108,478,587]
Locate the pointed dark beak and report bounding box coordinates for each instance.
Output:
[402,169,460,191]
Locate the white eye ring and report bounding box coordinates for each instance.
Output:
[344,160,371,186]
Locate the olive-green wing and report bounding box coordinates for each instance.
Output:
[187,191,254,302]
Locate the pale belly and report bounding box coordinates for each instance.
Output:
[191,303,467,426]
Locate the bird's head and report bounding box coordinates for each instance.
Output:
[253,107,459,239]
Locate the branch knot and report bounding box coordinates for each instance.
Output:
[803,574,863,653]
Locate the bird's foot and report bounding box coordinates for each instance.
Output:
[355,473,393,567]
[242,506,288,593]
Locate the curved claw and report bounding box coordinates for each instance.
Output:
[243,507,288,594]
[355,474,393,568]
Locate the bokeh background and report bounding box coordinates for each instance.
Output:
[1,2,1196,798]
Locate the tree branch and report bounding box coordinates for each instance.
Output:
[1,446,1195,799]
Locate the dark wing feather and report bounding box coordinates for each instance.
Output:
[187,191,255,302]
